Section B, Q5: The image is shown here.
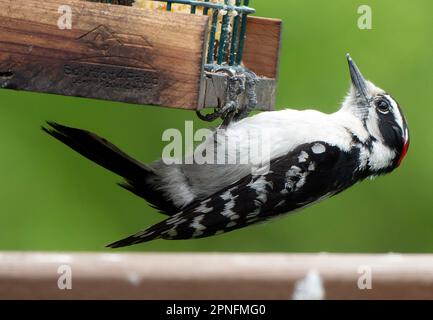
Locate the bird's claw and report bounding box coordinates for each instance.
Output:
[197,68,259,129]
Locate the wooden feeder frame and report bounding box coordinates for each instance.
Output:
[0,0,282,112]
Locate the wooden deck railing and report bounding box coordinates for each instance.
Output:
[1,252,432,299]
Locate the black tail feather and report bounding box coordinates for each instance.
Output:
[106,233,158,248]
[106,216,169,248]
[42,122,179,216]
[43,121,149,180]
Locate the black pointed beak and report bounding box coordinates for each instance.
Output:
[347,54,369,102]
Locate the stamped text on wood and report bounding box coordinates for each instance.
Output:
[0,0,209,109]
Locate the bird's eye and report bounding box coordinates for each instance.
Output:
[376,99,391,114]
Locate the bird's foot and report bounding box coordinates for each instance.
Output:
[197,68,259,129]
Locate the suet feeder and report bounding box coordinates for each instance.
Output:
[0,0,282,114]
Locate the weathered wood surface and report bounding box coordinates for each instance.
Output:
[0,0,209,109]
[1,252,433,300]
[0,0,282,111]
[243,17,283,80]
[201,72,276,111]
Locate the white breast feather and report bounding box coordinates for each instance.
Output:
[151,108,370,206]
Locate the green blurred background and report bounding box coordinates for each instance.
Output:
[0,0,431,252]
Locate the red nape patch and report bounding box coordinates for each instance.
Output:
[397,141,410,167]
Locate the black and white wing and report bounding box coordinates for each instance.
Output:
[107,142,364,248]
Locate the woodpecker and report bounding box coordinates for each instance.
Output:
[43,54,410,248]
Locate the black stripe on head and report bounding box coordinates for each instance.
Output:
[374,94,409,158]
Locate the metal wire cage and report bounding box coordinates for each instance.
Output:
[92,0,255,71]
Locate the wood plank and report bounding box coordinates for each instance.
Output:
[0,0,209,109]
[1,252,433,299]
[201,72,276,111]
[243,16,283,80]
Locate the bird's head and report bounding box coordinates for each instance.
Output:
[341,54,410,171]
